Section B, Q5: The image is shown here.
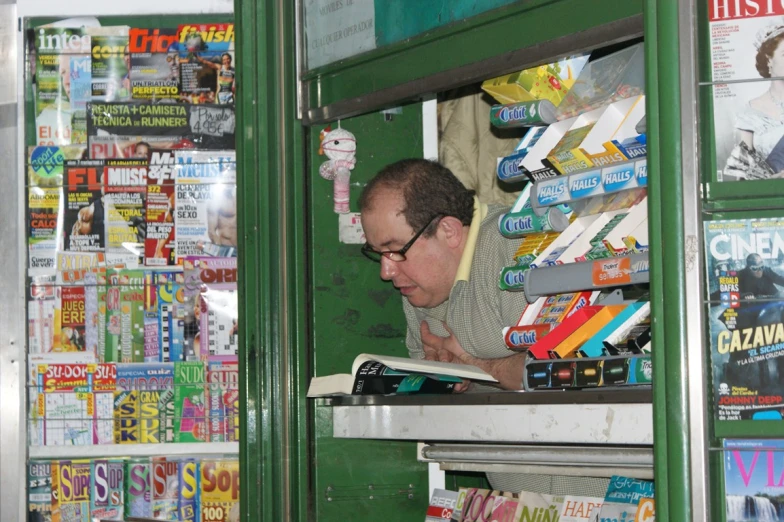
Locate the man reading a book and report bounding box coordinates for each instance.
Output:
[359,159,528,391]
[359,159,610,497]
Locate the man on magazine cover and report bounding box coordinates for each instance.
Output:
[738,253,784,300]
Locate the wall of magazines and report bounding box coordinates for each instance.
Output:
[20,11,242,522]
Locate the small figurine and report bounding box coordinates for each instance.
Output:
[319,126,356,214]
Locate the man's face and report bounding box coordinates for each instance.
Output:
[750,255,765,278]
[361,189,456,309]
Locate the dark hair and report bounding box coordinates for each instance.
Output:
[756,34,784,77]
[747,253,763,267]
[359,159,475,236]
[222,53,232,63]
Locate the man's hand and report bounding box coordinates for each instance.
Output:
[420,321,471,393]
[421,320,526,391]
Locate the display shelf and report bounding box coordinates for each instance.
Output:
[530,157,647,215]
[28,441,238,459]
[523,252,649,301]
[419,443,654,479]
[325,390,652,445]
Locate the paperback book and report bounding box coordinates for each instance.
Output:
[306,354,496,397]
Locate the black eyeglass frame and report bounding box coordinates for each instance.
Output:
[361,214,444,262]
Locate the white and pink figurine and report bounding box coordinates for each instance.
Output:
[319,126,357,214]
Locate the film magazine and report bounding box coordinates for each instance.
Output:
[705,217,784,421]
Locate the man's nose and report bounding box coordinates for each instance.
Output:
[380,256,397,280]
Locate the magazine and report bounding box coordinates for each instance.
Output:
[35,27,91,146]
[175,23,236,104]
[709,6,784,182]
[724,439,784,522]
[128,27,180,102]
[90,26,131,102]
[595,475,654,521]
[28,186,62,269]
[174,150,237,262]
[87,102,235,158]
[104,158,147,267]
[145,151,177,266]
[62,160,104,254]
[195,257,238,360]
[705,218,784,421]
[28,461,52,522]
[28,145,86,187]
[207,359,239,442]
[200,458,239,522]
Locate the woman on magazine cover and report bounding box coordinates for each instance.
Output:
[733,24,784,178]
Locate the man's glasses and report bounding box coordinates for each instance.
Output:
[750,264,764,272]
[361,214,443,262]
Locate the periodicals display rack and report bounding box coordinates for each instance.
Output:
[23,16,241,522]
[700,4,784,521]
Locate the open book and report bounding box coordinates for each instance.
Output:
[307,353,498,397]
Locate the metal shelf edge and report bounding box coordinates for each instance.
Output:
[28,442,239,459]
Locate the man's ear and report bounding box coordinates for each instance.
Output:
[438,216,465,248]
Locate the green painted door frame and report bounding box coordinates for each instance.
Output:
[234,1,710,521]
[235,0,308,521]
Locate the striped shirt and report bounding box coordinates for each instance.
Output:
[401,197,610,496]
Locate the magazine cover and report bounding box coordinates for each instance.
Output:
[35,27,91,146]
[28,461,52,522]
[596,475,654,521]
[513,492,564,522]
[195,257,238,360]
[125,458,152,519]
[87,102,235,159]
[28,145,87,187]
[705,218,784,421]
[90,26,131,102]
[175,23,235,104]
[207,359,239,442]
[724,439,784,521]
[28,186,63,269]
[173,361,207,442]
[59,285,86,353]
[178,458,200,522]
[28,271,57,355]
[152,457,179,521]
[104,159,147,267]
[63,160,104,254]
[92,363,115,445]
[128,27,180,101]
[181,258,205,360]
[90,459,124,521]
[710,6,784,182]
[559,495,603,522]
[115,362,174,443]
[36,363,93,446]
[145,151,177,266]
[51,459,91,522]
[174,150,237,262]
[200,459,239,522]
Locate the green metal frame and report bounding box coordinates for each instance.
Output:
[235,0,307,521]
[645,0,693,520]
[304,0,643,116]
